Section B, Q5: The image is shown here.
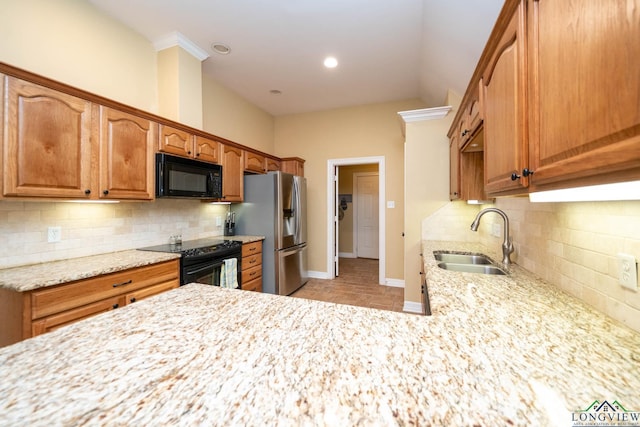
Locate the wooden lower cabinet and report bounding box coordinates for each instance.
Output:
[241,241,263,292]
[0,259,179,347]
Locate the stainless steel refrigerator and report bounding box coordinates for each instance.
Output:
[233,171,308,295]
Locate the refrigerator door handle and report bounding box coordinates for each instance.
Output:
[293,177,300,244]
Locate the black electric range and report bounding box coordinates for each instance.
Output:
[138,238,242,286]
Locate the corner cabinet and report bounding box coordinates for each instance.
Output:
[281,157,305,177]
[95,106,155,200]
[526,0,640,190]
[482,0,528,196]
[3,76,93,198]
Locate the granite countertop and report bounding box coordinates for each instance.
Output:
[0,235,264,293]
[0,241,638,425]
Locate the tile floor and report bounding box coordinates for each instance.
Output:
[290,257,405,313]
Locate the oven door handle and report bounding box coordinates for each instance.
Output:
[185,261,224,276]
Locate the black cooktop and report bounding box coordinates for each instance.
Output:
[138,238,241,258]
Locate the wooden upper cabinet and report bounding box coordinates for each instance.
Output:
[221,144,243,202]
[244,150,266,173]
[265,157,281,172]
[194,136,220,163]
[158,124,193,157]
[95,106,156,200]
[3,76,92,198]
[281,157,305,177]
[449,136,461,200]
[527,0,640,189]
[482,0,528,196]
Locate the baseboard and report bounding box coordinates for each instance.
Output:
[338,252,356,258]
[403,301,422,314]
[307,270,331,280]
[384,278,405,288]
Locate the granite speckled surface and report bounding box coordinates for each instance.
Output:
[0,250,181,292]
[0,240,638,425]
[0,235,263,293]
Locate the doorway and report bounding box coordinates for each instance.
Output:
[327,157,385,284]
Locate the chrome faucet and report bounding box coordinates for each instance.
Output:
[470,208,514,267]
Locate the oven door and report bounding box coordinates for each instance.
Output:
[182,257,242,287]
[183,259,224,286]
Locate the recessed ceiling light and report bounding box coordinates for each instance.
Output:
[270,89,282,95]
[324,56,338,68]
[211,43,231,55]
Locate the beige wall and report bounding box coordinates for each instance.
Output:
[403,107,456,304]
[202,75,275,153]
[0,0,158,112]
[337,164,379,254]
[274,99,426,280]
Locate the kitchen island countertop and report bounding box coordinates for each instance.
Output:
[0,241,639,425]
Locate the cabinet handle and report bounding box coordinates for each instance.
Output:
[461,129,469,137]
[84,189,91,195]
[250,259,256,264]
[112,279,133,288]
[249,247,257,252]
[187,150,192,155]
[511,168,535,181]
[511,171,521,181]
[103,190,109,195]
[130,297,137,303]
[522,168,535,177]
[112,303,119,309]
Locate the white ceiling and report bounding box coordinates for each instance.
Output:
[88,0,504,116]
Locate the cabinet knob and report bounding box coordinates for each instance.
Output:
[187,150,192,155]
[461,129,469,137]
[511,172,521,181]
[103,190,109,195]
[84,189,91,195]
[112,303,119,309]
[130,297,137,303]
[522,168,535,177]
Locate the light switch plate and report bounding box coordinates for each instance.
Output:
[386,201,395,209]
[617,253,638,291]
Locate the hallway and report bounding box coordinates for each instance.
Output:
[290,258,404,312]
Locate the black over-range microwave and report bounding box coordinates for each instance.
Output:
[156,153,223,199]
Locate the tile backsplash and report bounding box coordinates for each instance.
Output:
[0,199,229,269]
[424,198,640,333]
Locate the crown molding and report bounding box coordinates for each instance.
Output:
[153,31,209,61]
[398,106,452,123]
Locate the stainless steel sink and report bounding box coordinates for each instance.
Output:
[436,262,507,275]
[433,252,492,265]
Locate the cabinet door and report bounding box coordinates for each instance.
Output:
[158,124,193,157]
[221,144,243,202]
[528,0,640,188]
[482,1,528,195]
[194,136,220,163]
[449,138,460,200]
[281,158,305,177]
[3,77,92,198]
[244,150,266,173]
[97,106,156,200]
[125,280,179,305]
[32,295,125,337]
[265,158,281,172]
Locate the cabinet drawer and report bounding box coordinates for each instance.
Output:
[242,241,262,257]
[242,277,262,292]
[32,295,125,336]
[241,265,262,284]
[31,260,179,319]
[125,279,179,305]
[242,253,262,271]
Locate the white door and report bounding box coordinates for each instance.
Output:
[355,174,379,259]
[334,166,340,276]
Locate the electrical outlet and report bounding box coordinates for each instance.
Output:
[47,226,61,243]
[216,216,222,227]
[617,253,638,291]
[491,223,501,237]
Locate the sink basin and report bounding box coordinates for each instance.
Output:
[433,252,492,265]
[437,262,507,275]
